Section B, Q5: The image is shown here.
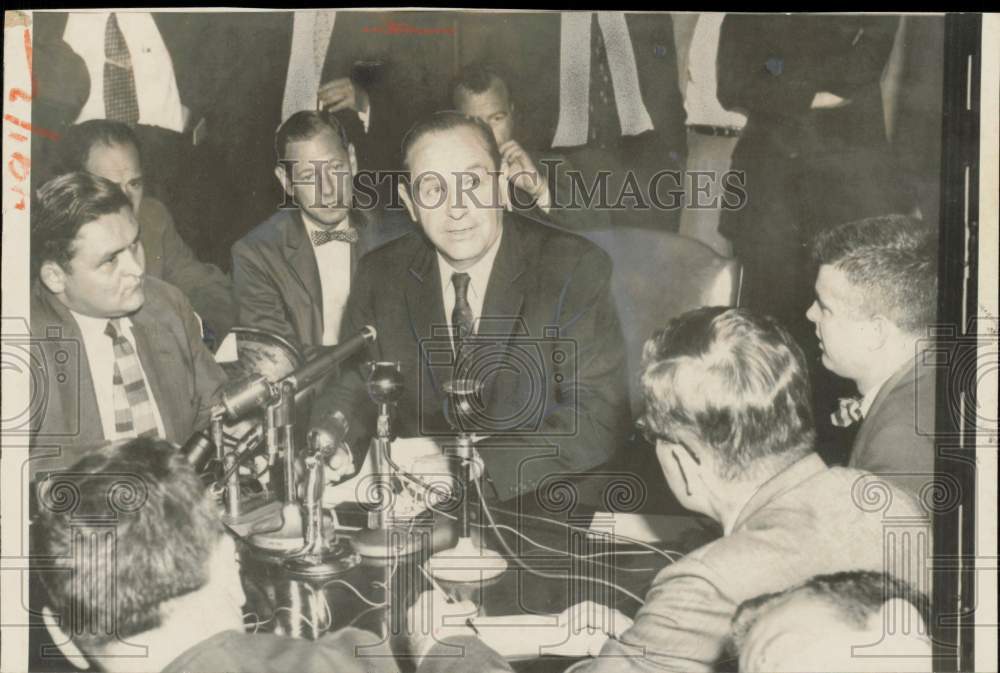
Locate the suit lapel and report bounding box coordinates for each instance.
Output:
[129,314,181,442]
[852,357,917,461]
[480,220,528,344]
[404,240,448,396]
[282,212,325,344]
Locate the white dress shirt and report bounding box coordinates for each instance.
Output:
[436,230,504,346]
[684,13,748,129]
[63,12,185,132]
[303,217,353,345]
[70,310,166,441]
[282,10,371,131]
[551,12,655,148]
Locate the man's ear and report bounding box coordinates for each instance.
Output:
[274,164,293,198]
[875,599,931,647]
[39,261,67,295]
[42,606,91,670]
[868,315,894,351]
[397,183,418,223]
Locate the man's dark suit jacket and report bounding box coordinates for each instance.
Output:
[311,211,631,501]
[231,208,411,354]
[850,356,936,500]
[29,276,228,451]
[458,12,686,157]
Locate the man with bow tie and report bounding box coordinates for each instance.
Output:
[806,215,938,498]
[232,111,409,354]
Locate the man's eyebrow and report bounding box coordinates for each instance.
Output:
[102,229,141,263]
[463,163,488,173]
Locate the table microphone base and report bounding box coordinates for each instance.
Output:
[351,525,423,561]
[426,536,508,583]
[285,538,360,580]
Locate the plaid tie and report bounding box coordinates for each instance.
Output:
[105,319,159,438]
[310,227,359,246]
[103,13,140,125]
[831,396,865,428]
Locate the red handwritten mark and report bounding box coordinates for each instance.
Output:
[5,114,59,142]
[362,20,455,36]
[5,25,34,209]
[8,28,35,103]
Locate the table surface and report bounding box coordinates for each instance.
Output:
[235,489,719,673]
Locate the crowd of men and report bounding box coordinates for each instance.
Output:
[25,10,943,673]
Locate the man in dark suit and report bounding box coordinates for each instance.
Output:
[459,11,687,231]
[232,111,410,354]
[312,112,630,501]
[807,215,937,498]
[29,172,227,450]
[717,14,905,340]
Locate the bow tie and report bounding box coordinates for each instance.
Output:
[831,396,865,428]
[310,227,359,246]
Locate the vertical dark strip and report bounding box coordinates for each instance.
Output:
[933,12,981,673]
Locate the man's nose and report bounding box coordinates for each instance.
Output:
[123,247,145,276]
[447,185,469,216]
[806,302,818,321]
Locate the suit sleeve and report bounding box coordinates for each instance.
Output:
[309,256,378,465]
[810,16,899,97]
[479,245,631,500]
[231,239,303,351]
[573,563,736,673]
[418,637,515,673]
[854,407,936,501]
[172,286,228,431]
[152,201,236,339]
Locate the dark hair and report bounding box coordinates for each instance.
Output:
[451,61,510,106]
[31,172,132,278]
[640,307,815,479]
[58,119,142,173]
[731,571,932,651]
[274,109,350,162]
[400,110,502,175]
[34,437,223,648]
[811,214,938,335]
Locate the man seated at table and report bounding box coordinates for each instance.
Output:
[34,436,514,673]
[555,307,928,672]
[310,111,630,501]
[30,172,227,448]
[807,214,938,497]
[730,570,933,672]
[59,119,236,344]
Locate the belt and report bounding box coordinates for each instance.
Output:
[688,124,743,138]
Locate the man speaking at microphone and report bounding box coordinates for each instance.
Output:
[310,111,630,502]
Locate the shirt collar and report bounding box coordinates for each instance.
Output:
[69,309,132,340]
[436,228,504,301]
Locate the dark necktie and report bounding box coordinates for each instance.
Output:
[589,13,620,149]
[451,272,475,357]
[310,227,359,246]
[104,13,140,125]
[105,318,159,438]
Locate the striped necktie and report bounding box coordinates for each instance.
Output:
[451,272,476,359]
[105,318,159,438]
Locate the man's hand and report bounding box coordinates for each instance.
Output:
[544,601,634,657]
[407,589,479,662]
[318,77,370,115]
[500,140,551,211]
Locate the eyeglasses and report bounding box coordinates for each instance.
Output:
[634,418,701,465]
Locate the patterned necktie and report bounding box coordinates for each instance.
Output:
[103,13,140,125]
[831,396,865,428]
[310,227,359,246]
[105,319,159,438]
[589,13,620,149]
[451,272,475,357]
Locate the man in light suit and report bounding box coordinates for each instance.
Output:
[572,307,927,673]
[807,215,938,498]
[232,111,409,355]
[29,172,227,453]
[312,112,631,501]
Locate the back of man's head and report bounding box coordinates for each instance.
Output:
[731,570,932,672]
[34,437,223,651]
[640,307,815,480]
[59,119,142,173]
[812,214,938,336]
[451,61,510,106]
